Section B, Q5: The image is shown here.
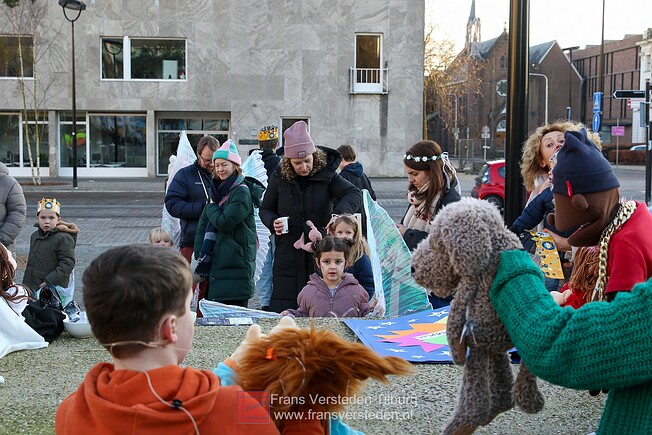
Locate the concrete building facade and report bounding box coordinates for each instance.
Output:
[0,0,425,178]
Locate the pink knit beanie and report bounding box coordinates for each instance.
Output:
[212,139,242,166]
[283,121,316,159]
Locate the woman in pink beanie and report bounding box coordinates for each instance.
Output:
[259,121,362,313]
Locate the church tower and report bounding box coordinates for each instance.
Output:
[465,0,481,46]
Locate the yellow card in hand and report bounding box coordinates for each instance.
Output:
[529,231,564,279]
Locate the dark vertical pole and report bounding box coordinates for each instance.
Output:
[567,51,572,119]
[597,0,605,131]
[645,80,651,205]
[504,0,529,226]
[71,19,78,188]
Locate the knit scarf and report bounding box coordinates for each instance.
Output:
[195,173,246,278]
[403,181,441,234]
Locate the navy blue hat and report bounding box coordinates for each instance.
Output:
[552,129,619,196]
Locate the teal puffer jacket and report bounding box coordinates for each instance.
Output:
[194,176,264,302]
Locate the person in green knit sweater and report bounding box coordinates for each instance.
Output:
[490,249,652,435]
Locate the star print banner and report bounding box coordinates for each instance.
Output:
[343,307,453,363]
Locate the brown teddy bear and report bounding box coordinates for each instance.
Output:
[412,198,544,435]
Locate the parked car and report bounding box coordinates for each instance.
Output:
[630,145,646,151]
[471,159,505,211]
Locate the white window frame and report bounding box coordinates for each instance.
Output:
[100,36,186,82]
[351,33,386,94]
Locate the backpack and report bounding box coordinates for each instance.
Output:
[22,285,65,343]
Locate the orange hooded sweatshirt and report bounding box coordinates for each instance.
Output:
[55,362,281,435]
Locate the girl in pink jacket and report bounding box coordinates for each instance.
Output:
[281,236,372,318]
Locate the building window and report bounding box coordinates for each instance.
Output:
[22,112,48,167]
[350,33,387,94]
[0,112,47,167]
[500,55,506,69]
[0,114,20,166]
[157,116,229,175]
[281,117,310,147]
[60,112,87,167]
[88,114,146,167]
[0,35,34,78]
[101,37,186,80]
[101,38,124,79]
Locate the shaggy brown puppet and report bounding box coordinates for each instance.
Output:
[412,198,544,435]
[233,317,413,431]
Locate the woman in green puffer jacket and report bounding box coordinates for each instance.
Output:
[194,140,264,307]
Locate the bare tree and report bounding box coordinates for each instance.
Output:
[2,0,63,185]
[424,24,482,159]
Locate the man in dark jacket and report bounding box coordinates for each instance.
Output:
[164,136,219,263]
[337,144,376,200]
[337,144,376,236]
[260,121,362,313]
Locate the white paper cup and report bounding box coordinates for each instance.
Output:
[278,216,289,234]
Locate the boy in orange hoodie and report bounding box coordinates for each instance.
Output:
[55,244,289,434]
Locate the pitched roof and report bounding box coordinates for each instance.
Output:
[529,41,556,65]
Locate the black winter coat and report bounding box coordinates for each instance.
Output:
[259,147,362,313]
[164,162,212,248]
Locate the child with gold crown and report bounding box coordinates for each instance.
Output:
[23,198,79,294]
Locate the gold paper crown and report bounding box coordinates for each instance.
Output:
[37,198,61,216]
[258,125,278,142]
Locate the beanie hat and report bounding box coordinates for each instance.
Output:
[37,198,61,216]
[258,125,278,142]
[283,121,316,159]
[552,129,619,196]
[212,139,242,166]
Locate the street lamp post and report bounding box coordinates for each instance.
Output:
[448,94,460,169]
[59,0,86,189]
[529,73,548,124]
[562,46,580,120]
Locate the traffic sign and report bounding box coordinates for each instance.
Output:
[611,126,625,136]
[593,92,603,113]
[481,133,490,139]
[613,90,646,99]
[592,112,601,132]
[482,125,490,135]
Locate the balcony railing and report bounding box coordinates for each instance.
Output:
[349,67,388,94]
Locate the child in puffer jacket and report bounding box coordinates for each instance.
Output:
[281,236,371,318]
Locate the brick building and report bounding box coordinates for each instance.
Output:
[573,34,643,145]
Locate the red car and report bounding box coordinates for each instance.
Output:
[471,159,505,211]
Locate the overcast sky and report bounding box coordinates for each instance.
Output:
[427,0,652,52]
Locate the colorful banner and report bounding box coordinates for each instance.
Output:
[344,307,452,363]
[363,190,432,317]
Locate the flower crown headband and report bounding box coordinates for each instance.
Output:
[403,153,442,162]
[404,152,461,195]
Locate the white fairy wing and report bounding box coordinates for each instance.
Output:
[242,150,270,284]
[364,190,432,317]
[162,131,195,246]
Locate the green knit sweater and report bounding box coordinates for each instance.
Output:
[490,250,652,435]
